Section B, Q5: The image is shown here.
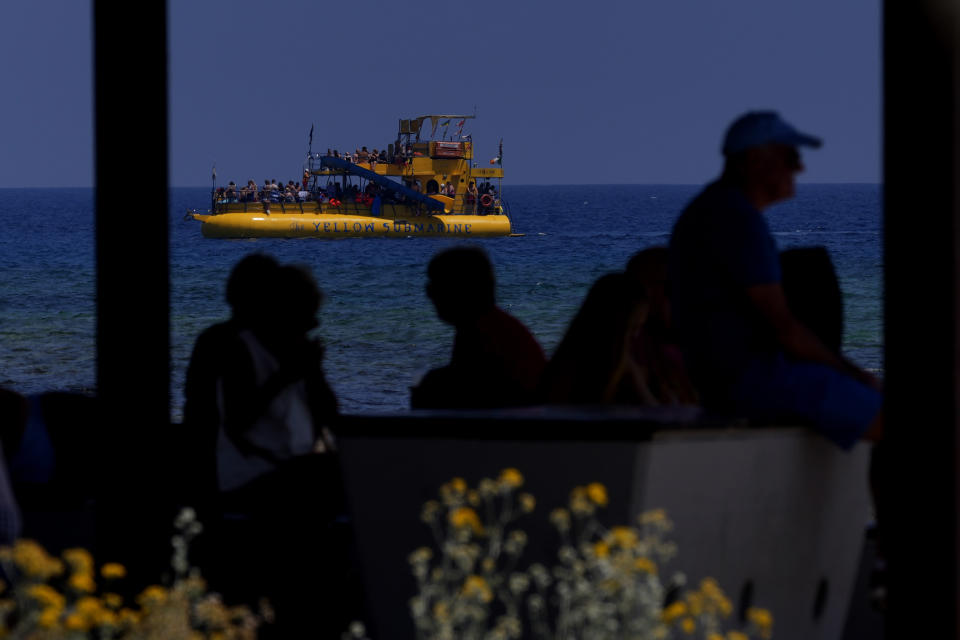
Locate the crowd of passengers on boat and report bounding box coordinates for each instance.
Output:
[214,175,500,210]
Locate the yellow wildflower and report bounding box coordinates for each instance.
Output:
[117,608,141,626]
[13,540,64,579]
[136,585,168,608]
[586,483,608,506]
[102,592,123,609]
[449,507,484,535]
[69,572,96,593]
[681,617,696,634]
[700,577,720,592]
[37,606,61,628]
[64,612,91,632]
[569,487,593,515]
[686,592,704,616]
[95,610,119,627]
[467,490,480,506]
[499,468,524,489]
[450,477,468,493]
[519,493,536,513]
[433,601,450,621]
[478,478,498,497]
[461,575,493,603]
[195,597,230,628]
[420,500,441,524]
[661,601,687,625]
[63,548,94,574]
[633,557,657,574]
[550,508,571,532]
[101,563,127,580]
[727,632,749,640]
[609,526,639,548]
[747,607,774,638]
[640,508,668,525]
[75,596,103,616]
[26,584,65,610]
[592,541,610,559]
[599,578,621,594]
[180,574,208,597]
[408,547,433,566]
[707,634,725,640]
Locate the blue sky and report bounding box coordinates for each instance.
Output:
[2,0,880,187]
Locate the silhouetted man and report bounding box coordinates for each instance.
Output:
[411,247,546,409]
[668,111,882,449]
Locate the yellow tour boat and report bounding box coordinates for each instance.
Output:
[187,114,513,239]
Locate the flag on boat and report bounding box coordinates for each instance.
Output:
[440,119,451,127]
[212,164,216,181]
[490,138,503,165]
[309,124,314,146]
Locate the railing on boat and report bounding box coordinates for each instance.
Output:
[210,192,504,216]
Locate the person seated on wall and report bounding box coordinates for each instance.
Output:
[668,110,881,450]
[538,273,658,405]
[411,247,547,409]
[626,247,699,406]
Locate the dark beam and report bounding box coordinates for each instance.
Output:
[883,0,959,636]
[93,0,170,579]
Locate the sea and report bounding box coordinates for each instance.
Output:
[0,184,882,421]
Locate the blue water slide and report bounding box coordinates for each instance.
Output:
[318,156,444,211]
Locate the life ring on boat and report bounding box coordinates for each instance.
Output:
[329,198,341,207]
[480,194,494,208]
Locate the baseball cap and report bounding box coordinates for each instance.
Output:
[722,111,822,156]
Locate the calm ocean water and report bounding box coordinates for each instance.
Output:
[0,184,882,420]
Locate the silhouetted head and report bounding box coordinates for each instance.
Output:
[558,273,648,358]
[271,263,323,334]
[626,246,670,333]
[541,272,649,403]
[226,253,280,325]
[720,111,821,209]
[426,247,496,326]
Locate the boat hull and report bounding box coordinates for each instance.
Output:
[191,212,511,239]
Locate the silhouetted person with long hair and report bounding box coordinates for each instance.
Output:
[539,272,656,405]
[411,246,546,409]
[626,247,698,405]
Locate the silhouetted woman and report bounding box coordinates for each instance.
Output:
[539,272,657,405]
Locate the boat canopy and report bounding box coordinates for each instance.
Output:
[319,156,444,211]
